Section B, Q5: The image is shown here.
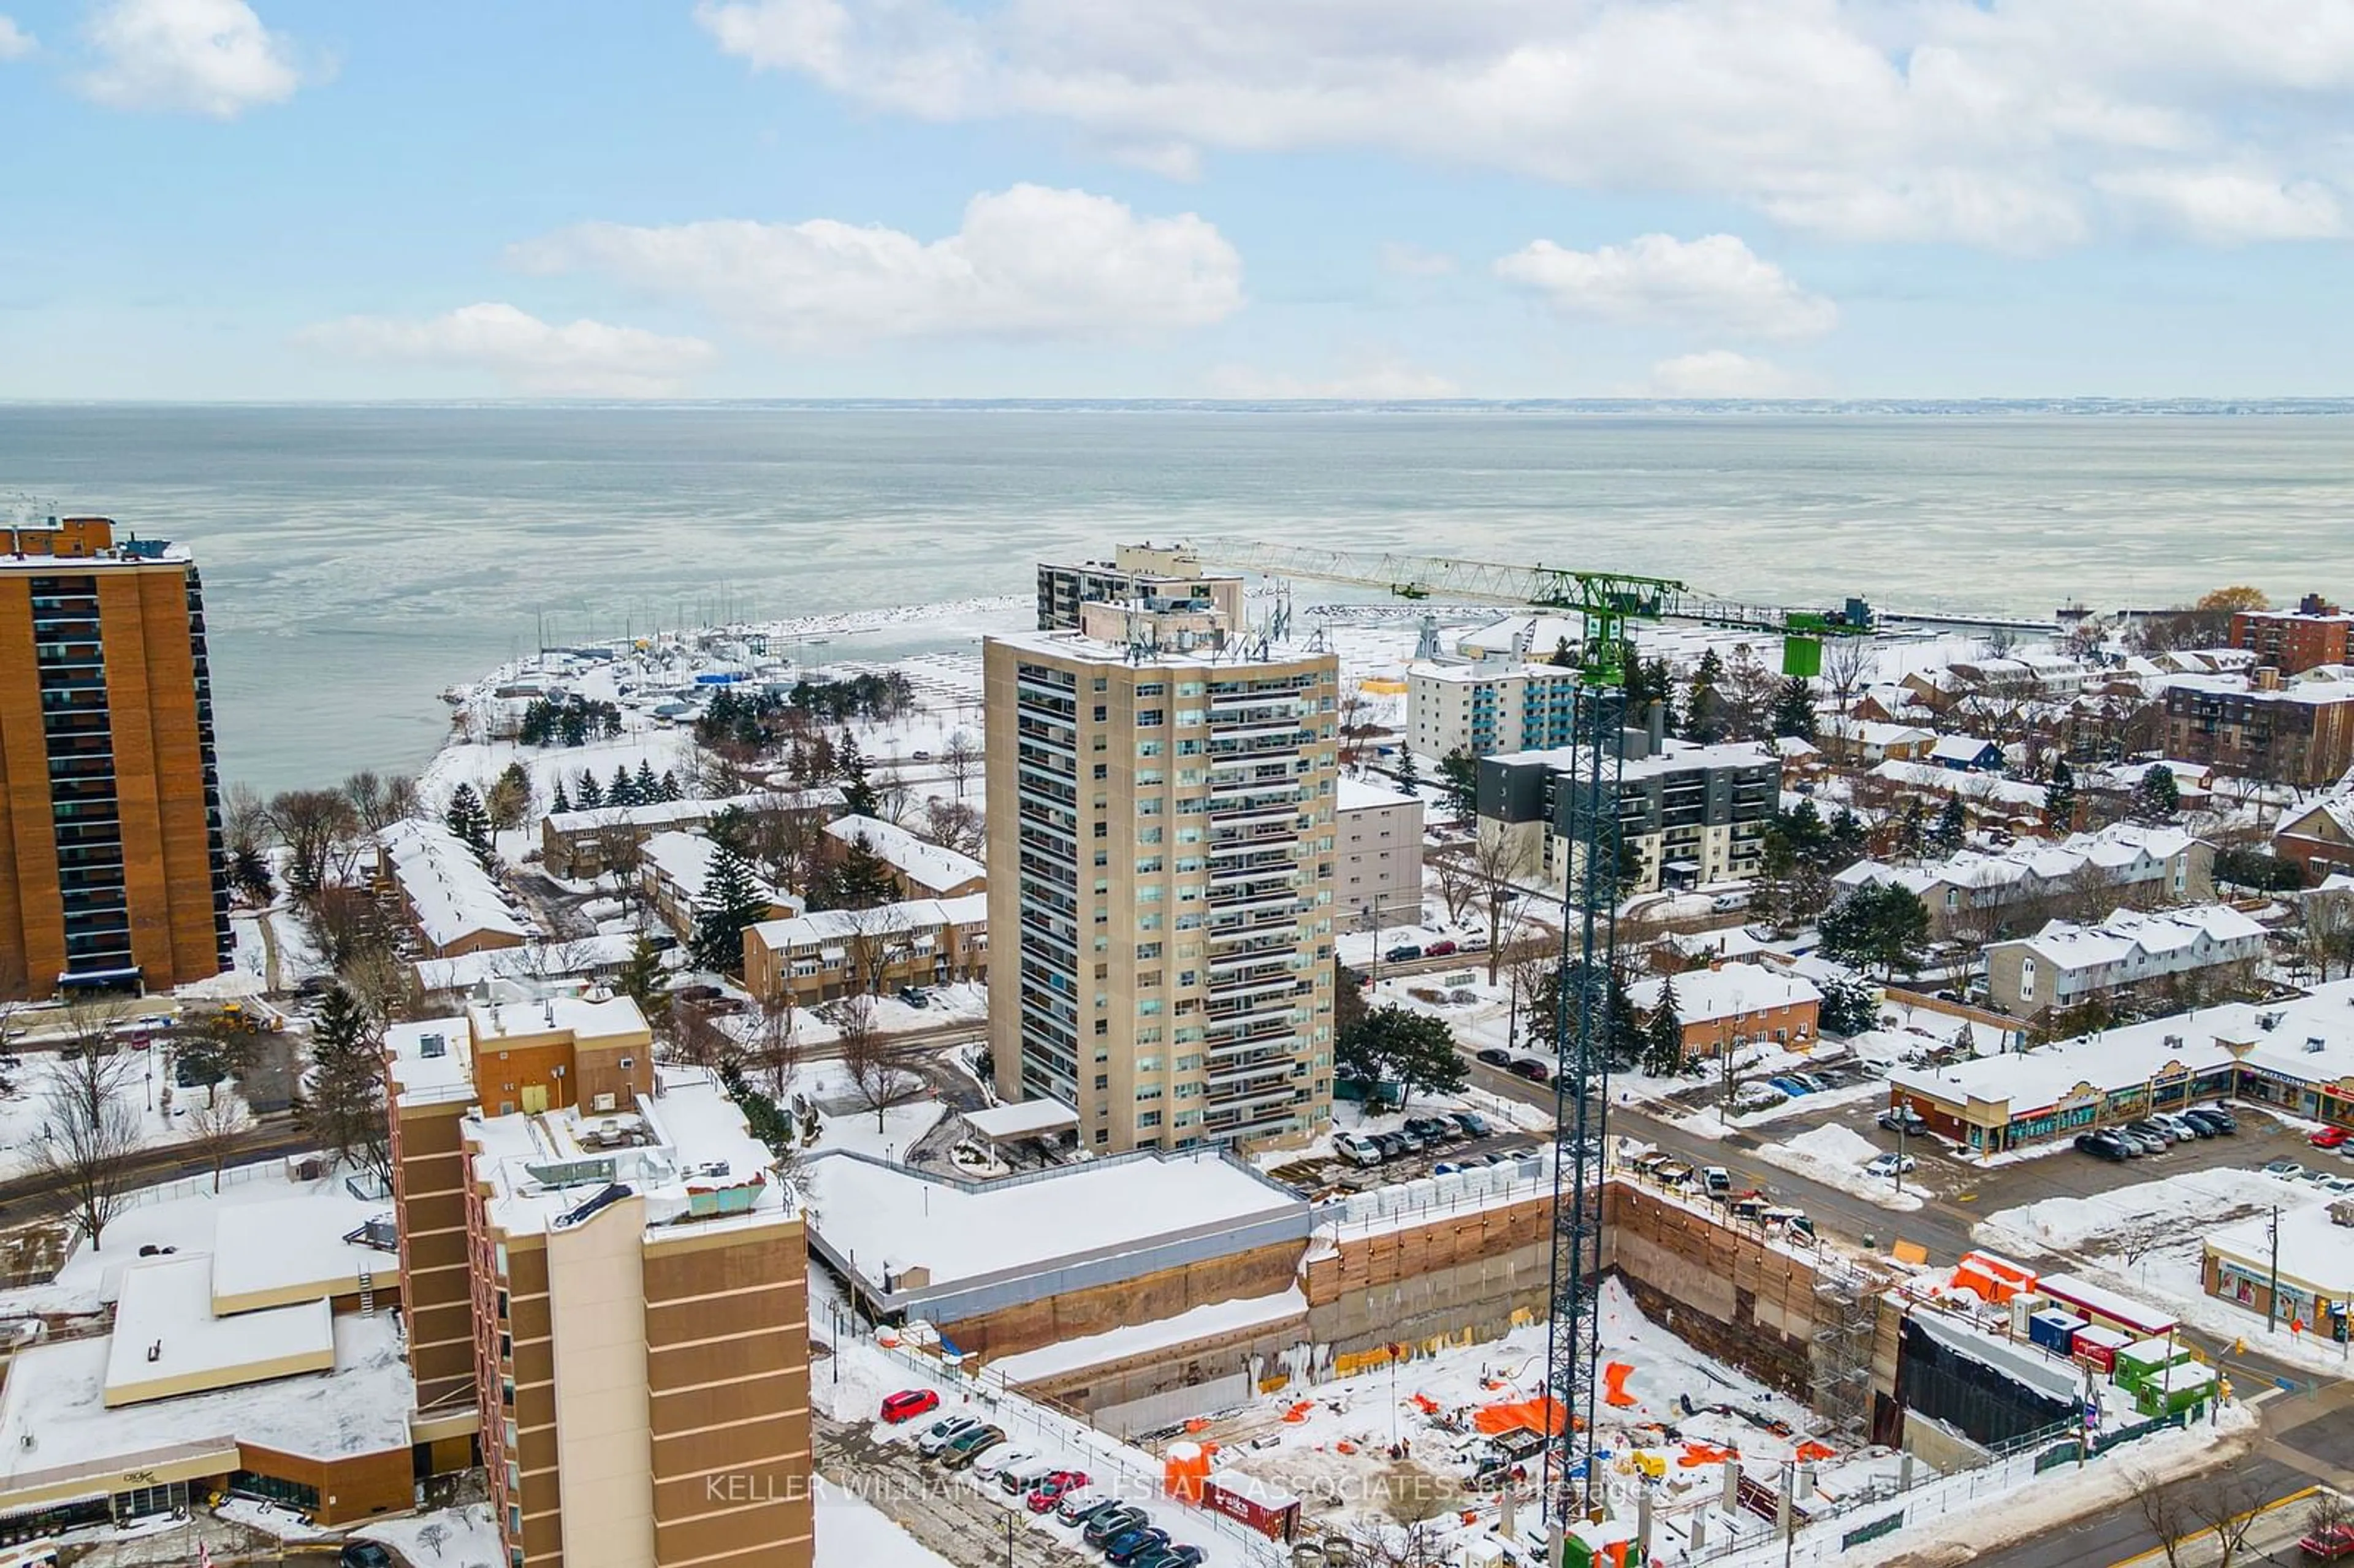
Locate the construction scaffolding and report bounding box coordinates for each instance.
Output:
[1809,1254,1881,1448]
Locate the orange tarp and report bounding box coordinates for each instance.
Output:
[1474,1397,1567,1436]
[1602,1363,1637,1408]
[1795,1440,1837,1464]
[1677,1443,1737,1467]
[1412,1395,1441,1415]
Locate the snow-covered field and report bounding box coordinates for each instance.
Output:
[357,1502,503,1566]
[0,1049,234,1182]
[1755,1124,1927,1211]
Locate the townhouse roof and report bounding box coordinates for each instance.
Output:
[1990,904,2267,972]
[1835,821,2200,897]
[378,819,532,949]
[1628,961,1821,1024]
[824,814,986,894]
[747,893,986,953]
[639,829,788,909]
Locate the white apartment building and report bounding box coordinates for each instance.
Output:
[1336,775,1424,924]
[1406,660,1582,759]
[985,620,1341,1153]
[1984,904,2268,1017]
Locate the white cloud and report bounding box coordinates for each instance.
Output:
[514,185,1244,348]
[1379,243,1457,278]
[1206,359,1461,399]
[297,304,717,397]
[696,0,2354,250]
[2097,167,2346,243]
[1645,350,1796,398]
[1496,234,1837,340]
[0,16,35,59]
[78,0,302,118]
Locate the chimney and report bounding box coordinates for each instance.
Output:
[1648,698,1666,752]
[2254,666,2282,692]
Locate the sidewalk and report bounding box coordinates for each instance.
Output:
[2143,1488,2326,1568]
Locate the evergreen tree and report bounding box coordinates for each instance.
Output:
[1340,1005,1468,1109]
[299,984,389,1179]
[550,778,573,815]
[690,842,771,974]
[1549,636,1577,669]
[1819,884,1932,980]
[1437,747,1481,823]
[616,934,671,1027]
[576,769,603,808]
[484,761,533,832]
[1769,677,1818,741]
[807,832,900,911]
[1686,649,1727,742]
[836,731,880,818]
[2131,763,2181,823]
[1816,972,1880,1036]
[444,783,493,862]
[634,759,661,803]
[1827,807,1867,864]
[1930,796,1969,858]
[658,769,683,803]
[1642,657,1678,737]
[609,764,638,807]
[1394,749,1421,792]
[1896,796,1928,860]
[707,804,753,856]
[2044,758,2077,830]
[1642,976,1685,1077]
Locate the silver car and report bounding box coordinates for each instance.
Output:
[917,1414,981,1456]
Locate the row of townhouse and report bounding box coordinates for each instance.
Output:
[742,892,989,1005]
[1983,902,2269,1018]
[1834,822,2212,942]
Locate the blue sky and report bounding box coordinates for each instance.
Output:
[3,0,2352,399]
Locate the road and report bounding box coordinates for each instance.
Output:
[1959,1380,2354,1568]
[0,1114,313,1224]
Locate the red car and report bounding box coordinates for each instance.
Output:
[2302,1522,2354,1561]
[2311,1127,2350,1150]
[880,1388,941,1424]
[1424,940,1458,957]
[1026,1471,1091,1512]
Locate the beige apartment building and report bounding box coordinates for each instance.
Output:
[985,623,1341,1153]
[387,992,812,1568]
[1336,775,1423,925]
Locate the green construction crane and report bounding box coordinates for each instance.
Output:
[1188,539,1870,684]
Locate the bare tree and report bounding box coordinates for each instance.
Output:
[837,995,921,1132]
[749,981,800,1101]
[1466,829,1536,983]
[747,794,826,898]
[1428,845,1479,927]
[666,999,742,1071]
[939,730,981,799]
[267,788,361,899]
[381,772,424,824]
[873,764,916,826]
[924,798,983,859]
[2131,1464,2276,1568]
[2302,891,2354,983]
[841,904,914,997]
[31,1044,143,1251]
[184,1095,255,1193]
[343,771,395,834]
[221,781,270,856]
[1821,633,1875,721]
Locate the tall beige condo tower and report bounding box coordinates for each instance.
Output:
[986,621,1341,1152]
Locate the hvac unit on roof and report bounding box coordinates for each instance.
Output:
[2162,1034,2184,1049]
[421,1033,447,1059]
[2309,1037,2329,1054]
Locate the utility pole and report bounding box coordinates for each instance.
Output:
[2266,1205,2281,1335]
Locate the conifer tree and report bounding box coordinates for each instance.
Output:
[2131,763,2180,823]
[444,783,493,862]
[2044,758,2077,830]
[1930,796,1969,858]
[1642,976,1685,1076]
[299,985,389,1179]
[836,730,880,818]
[609,764,637,807]
[1769,677,1818,741]
[576,769,603,808]
[634,759,661,802]
[658,769,682,802]
[690,843,771,974]
[550,778,572,814]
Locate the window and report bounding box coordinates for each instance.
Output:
[1140,826,1164,844]
[1137,1056,1160,1073]
[1138,682,1165,697]
[1137,942,1163,960]
[1138,740,1165,758]
[1095,1074,1109,1090]
[1139,709,1165,726]
[1094,764,1109,780]
[1138,1110,1163,1128]
[1178,680,1203,696]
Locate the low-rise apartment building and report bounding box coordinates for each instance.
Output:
[539,788,840,881]
[1984,904,2268,1018]
[2162,669,2354,787]
[386,995,813,1568]
[1405,660,1581,759]
[1035,542,1244,632]
[1477,735,1779,896]
[637,830,795,940]
[2230,595,2354,675]
[821,813,986,899]
[742,892,988,1004]
[1336,775,1423,920]
[1629,961,1821,1059]
[1834,822,2212,942]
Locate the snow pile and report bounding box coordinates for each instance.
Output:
[1756,1123,1926,1211]
[1976,1166,2294,1257]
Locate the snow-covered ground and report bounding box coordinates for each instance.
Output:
[1754,1124,1928,1211]
[812,1482,956,1568]
[0,1049,235,1182]
[356,1502,503,1566]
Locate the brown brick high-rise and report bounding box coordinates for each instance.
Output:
[0,516,230,999]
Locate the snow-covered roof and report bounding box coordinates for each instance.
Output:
[1337,775,1420,812]
[210,1193,391,1313]
[2206,1203,2354,1295]
[1928,734,1998,764]
[104,1255,335,1406]
[385,996,655,1105]
[639,830,788,910]
[1835,821,2200,897]
[1455,614,1585,658]
[0,1311,408,1494]
[824,814,985,894]
[379,818,532,949]
[413,932,639,993]
[1503,737,1777,782]
[1629,962,1821,1024]
[1993,904,2266,973]
[1406,658,1572,685]
[1871,760,2051,809]
[747,894,985,953]
[961,1100,1080,1141]
[2166,669,2354,706]
[1773,736,1821,759]
[802,1147,1305,1297]
[1827,719,1935,748]
[1890,978,2354,1115]
[467,1067,791,1237]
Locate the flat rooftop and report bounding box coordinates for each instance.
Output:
[988,627,1333,673]
[0,1312,408,1493]
[209,1192,390,1314]
[386,994,653,1105]
[467,1067,793,1238]
[804,1148,1306,1298]
[104,1256,333,1408]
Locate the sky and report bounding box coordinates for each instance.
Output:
[3,0,2353,400]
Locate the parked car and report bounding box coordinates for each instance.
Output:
[940,1426,1006,1469]
[1424,940,1458,957]
[1459,932,1490,951]
[1374,1132,1409,1160]
[341,1547,394,1568]
[1876,1107,1929,1135]
[2312,1126,2350,1150]
[1406,1115,1458,1143]
[1864,1152,1917,1178]
[1790,1073,1832,1094]
[2114,1127,2166,1155]
[1701,1166,1733,1196]
[2128,1119,2186,1146]
[1393,1128,1427,1156]
[975,1445,1038,1482]
[1509,1057,1553,1083]
[2300,1521,2354,1561]
[881,1388,941,1425]
[1135,1548,1206,1568]
[1767,1076,1811,1098]
[897,985,930,1008]
[1334,1133,1384,1168]
[2186,1105,2238,1133]
[2152,1111,2207,1140]
[1059,1494,1125,1528]
[2081,1125,2137,1158]
[1084,1507,1151,1548]
[1107,1528,1175,1567]
[1711,892,1749,912]
[917,1414,981,1455]
[1450,1109,1492,1138]
[2261,1160,2306,1181]
[1475,1047,1514,1068]
[999,1455,1064,1495]
[1385,944,1423,963]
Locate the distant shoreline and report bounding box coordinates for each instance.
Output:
[7,398,2354,416]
